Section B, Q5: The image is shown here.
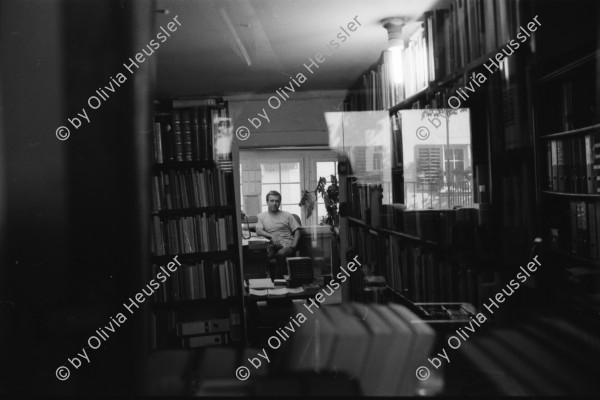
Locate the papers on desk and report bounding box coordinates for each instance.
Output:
[248,289,268,296]
[248,287,305,297]
[266,288,288,296]
[248,278,274,289]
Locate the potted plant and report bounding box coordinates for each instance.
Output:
[299,174,340,232]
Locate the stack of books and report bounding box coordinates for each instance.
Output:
[286,257,314,287]
[276,302,436,396]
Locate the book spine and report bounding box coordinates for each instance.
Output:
[180,109,193,162]
[585,135,594,194]
[191,107,201,161]
[588,202,598,260]
[171,110,184,162]
[153,121,164,163]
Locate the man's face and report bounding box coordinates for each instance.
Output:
[267,195,281,212]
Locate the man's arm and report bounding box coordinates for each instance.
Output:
[290,229,301,251]
[257,227,281,246]
[255,226,272,240]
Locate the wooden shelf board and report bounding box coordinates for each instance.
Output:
[151,250,235,262]
[388,88,428,113]
[347,216,437,246]
[546,247,600,267]
[152,160,217,170]
[152,297,241,307]
[541,190,600,199]
[540,123,600,140]
[347,216,367,226]
[375,227,438,246]
[152,205,234,216]
[539,48,600,83]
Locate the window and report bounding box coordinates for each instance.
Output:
[260,162,301,215]
[315,161,339,225]
[415,145,443,191]
[239,149,339,225]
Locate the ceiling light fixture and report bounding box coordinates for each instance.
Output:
[382,17,405,85]
[382,17,405,50]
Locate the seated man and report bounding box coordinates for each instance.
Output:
[255,190,301,279]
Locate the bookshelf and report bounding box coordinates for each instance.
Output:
[149,98,245,350]
[339,0,538,310]
[533,0,600,319]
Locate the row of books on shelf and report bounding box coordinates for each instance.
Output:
[150,214,234,256]
[348,227,481,305]
[545,132,600,194]
[347,249,487,312]
[366,39,429,111]
[549,200,600,260]
[436,0,520,74]
[344,0,520,111]
[150,306,242,350]
[348,186,478,247]
[153,103,228,163]
[382,238,482,304]
[151,167,233,211]
[349,181,383,225]
[152,260,239,303]
[344,29,429,111]
[383,206,478,247]
[540,69,598,134]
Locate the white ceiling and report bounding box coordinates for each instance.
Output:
[155,0,446,98]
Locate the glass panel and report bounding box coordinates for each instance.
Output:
[317,161,336,182]
[281,204,302,217]
[261,163,280,183]
[239,163,244,209]
[315,161,339,223]
[399,109,473,210]
[325,111,393,205]
[280,162,300,182]
[317,203,327,225]
[281,183,300,205]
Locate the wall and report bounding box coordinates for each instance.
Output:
[226,90,346,148]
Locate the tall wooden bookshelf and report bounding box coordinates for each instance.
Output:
[340,0,536,310]
[149,98,245,350]
[532,0,600,321]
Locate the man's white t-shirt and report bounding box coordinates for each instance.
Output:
[256,210,300,247]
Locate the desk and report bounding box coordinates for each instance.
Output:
[243,276,339,347]
[241,232,267,247]
[245,276,325,300]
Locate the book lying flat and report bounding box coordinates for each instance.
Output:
[266,288,288,297]
[249,288,268,296]
[248,287,305,297]
[248,278,274,289]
